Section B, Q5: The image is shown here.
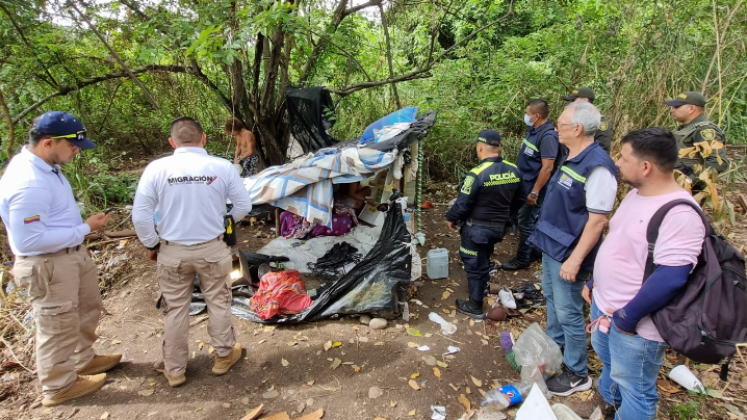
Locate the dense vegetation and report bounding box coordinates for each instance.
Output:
[1,0,745,196]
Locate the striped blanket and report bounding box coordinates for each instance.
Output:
[243,146,396,227]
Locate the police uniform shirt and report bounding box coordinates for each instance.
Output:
[595,115,613,154]
[0,147,91,256]
[132,147,253,247]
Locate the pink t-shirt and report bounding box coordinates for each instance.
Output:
[593,188,705,342]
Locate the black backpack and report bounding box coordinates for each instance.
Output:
[535,126,567,173]
[645,199,747,378]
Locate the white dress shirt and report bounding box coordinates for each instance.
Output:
[0,147,91,256]
[132,147,253,247]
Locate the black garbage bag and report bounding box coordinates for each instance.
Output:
[230,199,412,324]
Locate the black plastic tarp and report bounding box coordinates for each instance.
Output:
[286,87,338,154]
[229,199,413,323]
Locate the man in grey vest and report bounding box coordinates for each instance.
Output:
[665,91,729,175]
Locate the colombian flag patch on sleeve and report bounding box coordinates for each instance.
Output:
[24,215,41,224]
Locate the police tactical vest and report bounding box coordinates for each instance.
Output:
[673,120,722,149]
[527,142,617,272]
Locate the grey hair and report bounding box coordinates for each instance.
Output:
[565,101,601,138]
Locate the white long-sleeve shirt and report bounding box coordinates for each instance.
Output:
[0,147,91,256]
[132,147,252,247]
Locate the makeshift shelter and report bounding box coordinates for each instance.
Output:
[192,105,436,323]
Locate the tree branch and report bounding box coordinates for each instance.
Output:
[119,0,151,21]
[12,65,231,124]
[342,0,381,17]
[308,28,372,81]
[328,71,432,97]
[379,2,401,108]
[0,82,15,159]
[430,0,514,65]
[69,1,161,110]
[0,3,60,89]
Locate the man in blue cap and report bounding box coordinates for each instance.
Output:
[445,130,526,318]
[0,112,120,406]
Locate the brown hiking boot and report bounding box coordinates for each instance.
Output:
[41,373,106,407]
[212,343,242,375]
[163,371,186,388]
[77,354,122,376]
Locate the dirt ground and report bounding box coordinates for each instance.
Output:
[2,152,747,419]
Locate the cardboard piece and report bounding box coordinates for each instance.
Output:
[358,204,385,227]
[515,383,557,420]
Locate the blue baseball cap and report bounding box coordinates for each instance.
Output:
[33,111,96,150]
[472,129,502,146]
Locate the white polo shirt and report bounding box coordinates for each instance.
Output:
[132,147,253,247]
[0,147,91,256]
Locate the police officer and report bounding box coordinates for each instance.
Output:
[528,102,618,397]
[563,87,613,154]
[501,99,560,271]
[665,91,729,174]
[446,130,525,319]
[132,117,253,387]
[0,112,121,407]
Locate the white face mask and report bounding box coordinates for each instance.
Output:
[524,113,535,126]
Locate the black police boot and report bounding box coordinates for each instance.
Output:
[455,299,486,319]
[500,259,530,271]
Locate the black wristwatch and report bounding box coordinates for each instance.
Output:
[146,243,160,251]
[529,192,539,199]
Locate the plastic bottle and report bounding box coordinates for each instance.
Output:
[482,381,534,411]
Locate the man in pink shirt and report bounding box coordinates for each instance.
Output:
[584,127,705,419]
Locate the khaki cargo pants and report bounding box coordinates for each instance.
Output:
[156,237,236,377]
[11,247,101,397]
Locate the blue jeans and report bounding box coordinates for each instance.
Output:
[460,224,505,303]
[541,253,589,376]
[591,301,667,420]
[515,200,543,264]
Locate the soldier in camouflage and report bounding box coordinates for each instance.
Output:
[665,91,729,175]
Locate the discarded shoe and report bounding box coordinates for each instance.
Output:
[77,354,122,376]
[41,373,106,407]
[212,343,242,375]
[499,287,517,309]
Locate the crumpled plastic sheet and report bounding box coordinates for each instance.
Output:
[230,201,412,324]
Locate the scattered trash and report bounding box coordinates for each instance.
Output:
[369,386,383,399]
[443,346,460,356]
[482,381,532,411]
[551,403,583,420]
[426,248,449,279]
[514,384,557,419]
[498,287,517,309]
[418,346,431,352]
[668,364,705,394]
[429,312,457,335]
[413,232,426,246]
[431,405,447,420]
[512,323,563,375]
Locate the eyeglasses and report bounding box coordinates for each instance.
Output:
[51,131,86,142]
[556,123,578,129]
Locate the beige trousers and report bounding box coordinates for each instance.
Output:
[11,247,101,396]
[156,237,236,376]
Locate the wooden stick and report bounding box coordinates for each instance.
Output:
[0,336,34,373]
[190,315,209,327]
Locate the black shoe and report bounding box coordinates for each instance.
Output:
[500,259,529,271]
[546,367,592,397]
[455,299,486,319]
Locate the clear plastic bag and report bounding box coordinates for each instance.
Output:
[512,323,563,374]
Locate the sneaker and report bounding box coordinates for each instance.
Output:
[455,299,486,320]
[163,371,186,388]
[41,373,106,407]
[212,343,242,375]
[500,259,529,271]
[77,354,122,376]
[546,367,592,397]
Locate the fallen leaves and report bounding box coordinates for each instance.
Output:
[436,361,448,368]
[408,409,416,416]
[656,379,682,394]
[458,394,471,411]
[408,379,420,390]
[281,358,289,367]
[138,389,154,396]
[471,376,482,387]
[406,327,422,337]
[433,367,441,378]
[330,358,341,370]
[441,291,451,300]
[111,339,121,345]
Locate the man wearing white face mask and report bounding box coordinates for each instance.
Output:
[501,99,562,271]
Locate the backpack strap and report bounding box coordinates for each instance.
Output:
[643,199,712,281]
[534,126,554,154]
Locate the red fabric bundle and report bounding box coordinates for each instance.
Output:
[250,270,312,320]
